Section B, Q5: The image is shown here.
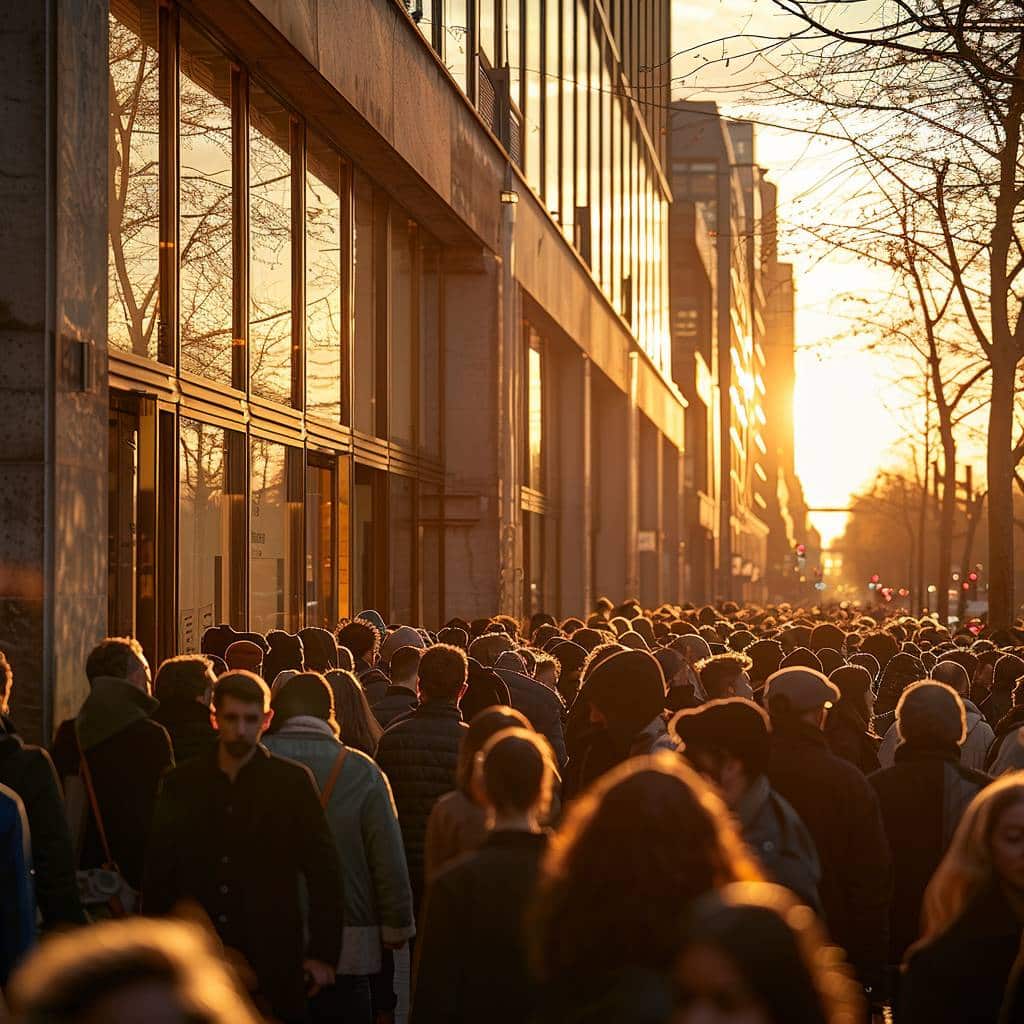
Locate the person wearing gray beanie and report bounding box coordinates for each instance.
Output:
[869,681,991,966]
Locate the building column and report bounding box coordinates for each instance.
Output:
[558,350,589,617]
[625,353,640,601]
[1,0,109,742]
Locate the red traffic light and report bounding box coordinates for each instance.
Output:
[968,571,979,582]
[795,544,806,556]
[962,582,971,591]
[870,574,880,584]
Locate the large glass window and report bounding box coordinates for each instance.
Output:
[525,0,542,190]
[480,0,495,63]
[390,209,416,448]
[108,0,160,362]
[600,57,612,294]
[305,132,344,421]
[249,438,302,633]
[507,0,522,109]
[419,240,442,456]
[527,334,544,491]
[390,474,415,624]
[178,420,239,650]
[611,94,622,311]
[444,0,471,94]
[588,31,601,279]
[179,21,234,384]
[249,82,294,405]
[305,457,335,628]
[543,0,560,209]
[574,0,588,211]
[353,170,377,434]
[560,0,575,240]
[353,464,383,613]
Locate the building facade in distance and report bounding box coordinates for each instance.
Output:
[1,0,684,740]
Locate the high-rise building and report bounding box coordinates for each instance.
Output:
[1,0,683,740]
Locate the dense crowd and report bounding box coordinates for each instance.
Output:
[3,599,1024,1023]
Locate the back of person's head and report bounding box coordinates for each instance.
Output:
[418,643,469,701]
[85,637,146,684]
[324,669,382,754]
[920,773,1024,948]
[298,627,338,671]
[335,618,380,663]
[224,640,263,673]
[746,639,784,684]
[272,671,337,733]
[456,706,531,792]
[896,681,966,748]
[532,753,760,981]
[779,647,822,672]
[675,882,864,1024]
[697,652,752,700]
[477,727,556,817]
[529,612,557,635]
[153,655,215,705]
[389,645,423,684]
[263,630,304,681]
[809,622,846,654]
[212,670,270,712]
[437,625,469,650]
[672,633,712,663]
[671,698,771,782]
[6,917,262,1024]
[469,631,515,667]
[994,653,1024,691]
[930,660,970,697]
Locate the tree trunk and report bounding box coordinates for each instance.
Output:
[936,438,956,624]
[957,491,986,623]
[987,358,1016,630]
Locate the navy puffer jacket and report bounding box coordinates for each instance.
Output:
[375,700,467,908]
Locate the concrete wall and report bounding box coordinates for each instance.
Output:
[1,0,109,742]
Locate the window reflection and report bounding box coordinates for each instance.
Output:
[305,132,343,421]
[179,21,233,384]
[390,210,416,448]
[250,438,302,633]
[353,171,377,435]
[444,0,470,93]
[178,420,236,650]
[527,338,543,490]
[543,3,560,208]
[249,82,293,405]
[108,0,160,361]
[305,458,335,628]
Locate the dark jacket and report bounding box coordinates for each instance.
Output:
[375,699,467,908]
[151,698,217,764]
[982,685,1015,731]
[497,669,568,766]
[767,720,892,997]
[143,744,343,1022]
[0,724,85,927]
[826,705,881,775]
[52,679,174,890]
[0,783,34,987]
[411,830,549,1024]
[898,883,1022,1024]
[986,705,1024,770]
[372,685,419,730]
[735,774,822,911]
[869,741,990,963]
[356,658,390,706]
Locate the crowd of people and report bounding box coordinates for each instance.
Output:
[2,598,1024,1023]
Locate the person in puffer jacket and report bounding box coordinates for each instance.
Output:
[375,644,468,912]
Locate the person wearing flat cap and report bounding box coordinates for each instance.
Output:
[671,698,821,910]
[765,667,893,1012]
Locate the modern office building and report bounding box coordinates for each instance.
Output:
[2,0,684,740]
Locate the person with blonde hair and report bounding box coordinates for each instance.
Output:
[5,917,263,1023]
[899,772,1024,1022]
[530,752,761,1022]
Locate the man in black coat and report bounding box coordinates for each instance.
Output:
[869,681,990,965]
[144,671,343,1024]
[0,651,85,926]
[765,667,892,1010]
[376,643,469,910]
[51,637,174,891]
[372,645,421,729]
[411,727,553,1024]
[150,654,218,764]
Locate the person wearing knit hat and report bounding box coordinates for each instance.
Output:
[869,681,990,966]
[618,630,650,652]
[562,649,674,798]
[671,698,821,910]
[262,630,304,685]
[569,627,608,653]
[824,665,881,775]
[355,609,387,645]
[549,640,588,706]
[764,664,892,1001]
[224,639,264,674]
[380,625,427,667]
[778,647,823,673]
[632,618,657,648]
[809,622,846,654]
[437,626,469,650]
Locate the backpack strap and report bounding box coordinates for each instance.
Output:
[320,747,349,808]
[75,728,119,871]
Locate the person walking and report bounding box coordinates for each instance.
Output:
[51,637,173,893]
[764,667,892,1011]
[899,774,1024,1023]
[375,643,469,911]
[671,698,821,909]
[372,646,422,729]
[869,681,990,969]
[143,671,343,1024]
[825,665,881,774]
[412,728,557,1024]
[264,672,415,1024]
[150,654,218,764]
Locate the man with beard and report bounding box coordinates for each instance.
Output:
[144,671,343,1024]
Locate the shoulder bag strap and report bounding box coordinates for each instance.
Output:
[320,747,349,808]
[75,728,118,870]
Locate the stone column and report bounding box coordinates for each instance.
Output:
[0,0,109,742]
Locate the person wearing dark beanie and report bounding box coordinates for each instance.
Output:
[825,665,881,775]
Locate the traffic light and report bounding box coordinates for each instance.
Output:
[796,543,806,557]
